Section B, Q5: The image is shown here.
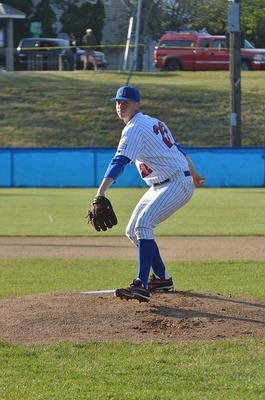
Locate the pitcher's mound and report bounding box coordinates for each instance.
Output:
[1,291,265,345]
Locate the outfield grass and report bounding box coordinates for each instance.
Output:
[0,71,264,147]
[0,188,264,236]
[1,340,265,400]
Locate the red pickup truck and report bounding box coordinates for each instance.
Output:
[154,31,265,71]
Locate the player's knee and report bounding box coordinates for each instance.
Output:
[126,232,137,246]
[135,226,154,240]
[125,223,132,238]
[125,226,137,246]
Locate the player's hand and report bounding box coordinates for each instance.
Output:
[87,196,118,232]
[192,173,205,187]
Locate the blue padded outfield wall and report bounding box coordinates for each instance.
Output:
[0,147,264,188]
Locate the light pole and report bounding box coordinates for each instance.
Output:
[133,0,142,71]
[228,0,242,147]
[123,16,134,71]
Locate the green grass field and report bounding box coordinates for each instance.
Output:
[0,71,264,147]
[1,259,265,399]
[1,340,265,400]
[0,188,264,236]
[1,259,265,299]
[0,187,265,399]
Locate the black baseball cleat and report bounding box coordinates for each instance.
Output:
[148,274,174,292]
[115,279,151,303]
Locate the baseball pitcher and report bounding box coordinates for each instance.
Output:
[88,86,205,302]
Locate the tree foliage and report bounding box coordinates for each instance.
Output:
[151,0,265,47]
[59,3,80,38]
[241,0,265,47]
[31,0,57,37]
[3,0,265,49]
[50,0,75,11]
[60,0,105,43]
[127,0,265,46]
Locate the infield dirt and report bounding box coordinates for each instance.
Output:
[0,236,264,260]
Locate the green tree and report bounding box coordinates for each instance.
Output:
[60,3,81,38]
[131,0,265,47]
[3,0,34,46]
[60,0,105,43]
[241,0,265,47]
[50,0,74,11]
[31,0,56,37]
[161,0,265,47]
[192,0,227,34]
[156,0,200,35]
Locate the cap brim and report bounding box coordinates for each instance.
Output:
[111,97,140,101]
[111,96,131,101]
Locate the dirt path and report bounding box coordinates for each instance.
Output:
[0,236,264,260]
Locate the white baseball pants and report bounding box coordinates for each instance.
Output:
[126,172,194,246]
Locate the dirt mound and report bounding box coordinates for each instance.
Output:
[1,291,265,345]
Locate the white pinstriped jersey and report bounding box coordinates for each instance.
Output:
[115,112,189,186]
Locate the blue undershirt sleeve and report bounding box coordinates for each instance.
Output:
[104,155,131,181]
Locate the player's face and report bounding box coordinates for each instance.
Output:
[116,100,139,124]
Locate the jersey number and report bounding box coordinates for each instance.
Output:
[153,121,173,148]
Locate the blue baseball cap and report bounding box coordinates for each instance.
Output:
[111,86,141,102]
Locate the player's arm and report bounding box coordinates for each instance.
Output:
[174,142,205,187]
[96,155,131,196]
[186,156,205,188]
[96,177,114,197]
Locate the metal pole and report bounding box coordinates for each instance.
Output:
[6,19,14,71]
[133,0,142,71]
[228,0,241,147]
[122,16,134,71]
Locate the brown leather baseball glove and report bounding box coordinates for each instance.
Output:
[88,196,118,232]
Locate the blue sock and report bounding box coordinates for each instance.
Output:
[137,239,155,289]
[151,241,166,279]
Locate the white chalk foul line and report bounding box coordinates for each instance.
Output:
[80,289,115,294]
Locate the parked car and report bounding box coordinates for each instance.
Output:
[14,37,107,71]
[15,38,74,71]
[154,31,265,71]
[75,47,107,70]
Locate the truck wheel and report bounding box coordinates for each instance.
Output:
[165,59,181,71]
[241,60,251,71]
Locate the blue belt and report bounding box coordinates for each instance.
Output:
[153,170,191,187]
